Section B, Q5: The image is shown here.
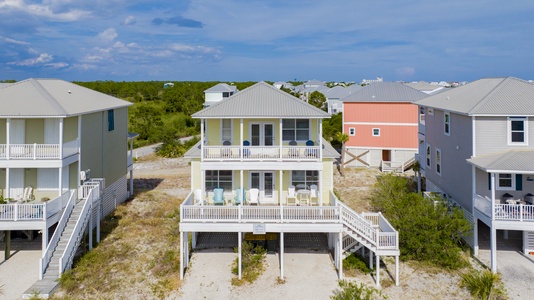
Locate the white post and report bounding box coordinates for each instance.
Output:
[395,255,399,286]
[490,226,497,273]
[319,120,323,159]
[279,119,283,159]
[5,168,10,199]
[280,231,284,279]
[58,167,63,197]
[473,217,479,256]
[338,231,343,279]
[41,225,48,256]
[240,119,243,160]
[491,173,496,221]
[319,169,323,206]
[200,119,204,162]
[59,118,64,159]
[238,232,242,279]
[6,118,10,160]
[370,251,373,270]
[89,202,93,250]
[180,231,184,279]
[376,255,380,287]
[279,170,283,205]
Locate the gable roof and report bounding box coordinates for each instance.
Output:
[342,82,427,103]
[414,77,534,116]
[204,83,238,93]
[193,81,330,119]
[0,78,132,117]
[467,150,534,173]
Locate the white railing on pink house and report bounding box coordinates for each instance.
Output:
[202,145,321,161]
[0,139,79,160]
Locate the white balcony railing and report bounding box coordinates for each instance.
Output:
[202,145,321,161]
[0,139,79,160]
[475,194,534,222]
[0,190,71,222]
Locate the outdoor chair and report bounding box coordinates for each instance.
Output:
[249,188,259,205]
[221,140,232,157]
[212,188,225,205]
[243,140,250,157]
[17,186,35,203]
[193,189,205,205]
[288,140,299,158]
[305,140,316,157]
[310,184,319,206]
[286,185,297,206]
[235,188,246,205]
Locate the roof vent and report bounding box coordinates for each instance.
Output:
[68,90,72,94]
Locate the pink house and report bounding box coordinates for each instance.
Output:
[342,82,427,171]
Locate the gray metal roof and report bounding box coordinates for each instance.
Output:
[414,77,534,116]
[0,83,13,88]
[193,81,330,119]
[204,83,238,93]
[403,81,446,94]
[184,138,340,158]
[341,82,428,103]
[467,150,534,173]
[0,78,132,117]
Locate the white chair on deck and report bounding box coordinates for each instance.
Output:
[17,186,35,203]
[249,188,259,205]
[193,189,205,205]
[310,184,319,206]
[286,185,297,206]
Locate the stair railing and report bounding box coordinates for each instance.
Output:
[39,190,76,280]
[336,200,377,247]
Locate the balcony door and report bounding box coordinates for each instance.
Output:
[250,123,274,146]
[250,171,274,202]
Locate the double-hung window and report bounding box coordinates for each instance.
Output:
[107,109,114,131]
[436,148,442,175]
[508,117,527,145]
[444,112,450,135]
[426,145,431,169]
[349,128,355,136]
[205,170,233,191]
[282,119,309,141]
[291,170,319,190]
[372,128,380,136]
[497,173,514,190]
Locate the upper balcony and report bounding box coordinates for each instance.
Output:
[202,144,321,161]
[0,139,79,161]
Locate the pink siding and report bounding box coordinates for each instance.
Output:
[344,102,418,149]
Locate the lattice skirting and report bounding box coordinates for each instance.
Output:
[89,176,128,229]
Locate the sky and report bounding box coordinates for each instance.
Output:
[1,0,534,83]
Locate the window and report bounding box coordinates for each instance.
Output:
[291,170,318,190]
[444,112,450,135]
[497,173,515,190]
[349,128,355,136]
[436,149,441,175]
[282,119,309,141]
[508,117,527,144]
[107,109,114,131]
[426,145,431,169]
[419,107,425,125]
[428,108,434,116]
[205,170,233,191]
[372,128,380,136]
[221,119,232,142]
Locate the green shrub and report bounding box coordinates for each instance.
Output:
[231,242,267,285]
[343,253,370,274]
[156,136,200,158]
[370,174,472,269]
[331,280,386,300]
[460,270,506,299]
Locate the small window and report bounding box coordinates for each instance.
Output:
[436,148,441,175]
[419,107,425,125]
[291,170,319,190]
[444,112,450,135]
[372,128,380,136]
[428,108,434,116]
[282,119,309,141]
[349,128,355,136]
[107,109,114,131]
[508,117,527,144]
[426,145,431,169]
[497,173,515,190]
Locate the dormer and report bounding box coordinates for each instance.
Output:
[203,83,238,107]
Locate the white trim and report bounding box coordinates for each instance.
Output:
[349,127,355,136]
[496,173,515,191]
[344,121,417,126]
[444,111,450,136]
[507,117,528,146]
[372,128,380,137]
[436,148,442,176]
[282,119,310,141]
[472,116,476,157]
[428,108,434,116]
[345,146,418,151]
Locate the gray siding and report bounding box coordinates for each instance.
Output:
[0,119,5,143]
[64,117,78,142]
[475,116,534,156]
[424,110,473,210]
[81,112,104,178]
[475,168,534,203]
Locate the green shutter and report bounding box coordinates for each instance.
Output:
[516,174,523,191]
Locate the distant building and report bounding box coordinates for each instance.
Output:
[361,77,383,85]
[163,82,174,89]
[203,83,239,107]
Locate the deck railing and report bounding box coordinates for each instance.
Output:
[475,194,534,222]
[202,145,321,161]
[0,139,79,160]
[0,190,70,222]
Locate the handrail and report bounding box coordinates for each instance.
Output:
[39,190,75,279]
[58,189,93,275]
[337,200,378,247]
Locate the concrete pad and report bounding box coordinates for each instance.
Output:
[0,250,41,300]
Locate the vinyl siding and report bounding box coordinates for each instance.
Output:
[0,119,6,143]
[64,117,78,142]
[322,159,333,201]
[81,112,104,179]
[344,124,417,148]
[26,119,44,144]
[103,107,128,184]
[424,110,473,210]
[475,116,534,156]
[475,168,534,202]
[190,159,201,189]
[69,163,78,190]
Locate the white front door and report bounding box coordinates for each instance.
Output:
[250,123,274,146]
[250,171,275,202]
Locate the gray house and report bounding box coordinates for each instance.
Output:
[415,77,534,272]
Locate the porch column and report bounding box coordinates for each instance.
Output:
[338,231,343,279]
[280,231,284,279]
[472,165,478,255]
[180,231,184,279]
[240,170,243,205]
[370,251,373,270]
[473,217,479,256]
[58,167,63,197]
[6,118,10,160]
[490,225,497,273]
[88,202,93,250]
[59,118,64,159]
[319,169,323,206]
[4,231,10,260]
[279,170,283,205]
[77,116,82,192]
[319,120,323,158]
[192,232,197,249]
[491,173,496,221]
[200,119,204,162]
[279,118,283,160]
[238,232,242,279]
[42,225,48,256]
[395,255,399,286]
[376,255,380,287]
[240,119,243,160]
[5,168,9,199]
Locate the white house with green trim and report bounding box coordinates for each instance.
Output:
[180,82,400,286]
[0,78,136,285]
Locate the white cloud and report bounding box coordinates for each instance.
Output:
[45,62,69,68]
[122,15,136,25]
[0,0,91,21]
[169,43,220,55]
[0,35,30,45]
[8,53,53,66]
[98,28,118,42]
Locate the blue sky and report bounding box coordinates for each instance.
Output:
[1,0,534,82]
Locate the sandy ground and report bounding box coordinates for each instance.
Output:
[0,250,41,300]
